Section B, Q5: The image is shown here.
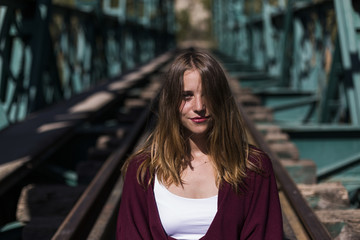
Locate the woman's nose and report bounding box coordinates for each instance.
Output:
[194,96,205,112]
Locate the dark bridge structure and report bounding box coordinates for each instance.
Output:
[0,0,359,239]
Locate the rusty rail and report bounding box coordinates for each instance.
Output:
[52,105,150,240]
[237,103,332,239]
[51,51,175,240]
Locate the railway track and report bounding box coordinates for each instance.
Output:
[229,77,331,240]
[217,51,359,240]
[0,48,340,239]
[0,50,175,239]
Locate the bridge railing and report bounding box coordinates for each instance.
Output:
[212,0,360,234]
[0,0,175,130]
[212,0,360,125]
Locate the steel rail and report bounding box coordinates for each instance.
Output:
[51,50,175,239]
[237,103,332,239]
[52,97,152,240]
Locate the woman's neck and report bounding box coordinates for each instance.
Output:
[188,133,208,157]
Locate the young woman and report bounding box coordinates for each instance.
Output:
[116,50,283,239]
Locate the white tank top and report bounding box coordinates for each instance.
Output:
[154,175,218,240]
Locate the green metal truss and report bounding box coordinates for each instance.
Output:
[0,0,175,130]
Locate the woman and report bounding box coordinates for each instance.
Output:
[117,50,283,239]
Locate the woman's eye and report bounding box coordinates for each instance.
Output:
[182,93,193,100]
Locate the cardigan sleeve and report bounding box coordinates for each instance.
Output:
[116,155,153,240]
[240,152,283,239]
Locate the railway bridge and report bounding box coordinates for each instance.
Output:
[0,0,360,239]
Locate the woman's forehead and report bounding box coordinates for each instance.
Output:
[183,69,200,77]
[183,70,202,89]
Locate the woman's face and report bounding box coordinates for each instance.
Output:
[179,70,211,136]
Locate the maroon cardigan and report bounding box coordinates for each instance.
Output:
[117,149,283,239]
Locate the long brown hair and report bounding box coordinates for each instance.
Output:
[122,49,261,191]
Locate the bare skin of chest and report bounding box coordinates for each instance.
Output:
[167,154,218,199]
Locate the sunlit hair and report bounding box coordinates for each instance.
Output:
[122,49,262,192]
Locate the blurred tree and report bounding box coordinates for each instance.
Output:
[175,0,214,48]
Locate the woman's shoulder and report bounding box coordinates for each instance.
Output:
[125,153,149,171]
[247,144,273,174]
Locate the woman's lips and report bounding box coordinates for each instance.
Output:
[190,116,210,123]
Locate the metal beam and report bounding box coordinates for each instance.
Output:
[318,152,360,181]
[334,0,360,125]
